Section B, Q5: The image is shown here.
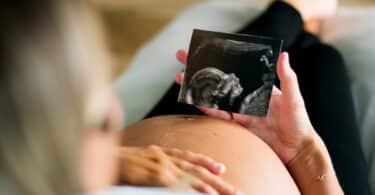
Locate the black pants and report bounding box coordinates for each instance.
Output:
[147,2,371,194]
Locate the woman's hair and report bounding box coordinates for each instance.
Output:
[0,0,111,194]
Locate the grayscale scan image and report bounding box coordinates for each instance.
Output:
[178,29,283,116]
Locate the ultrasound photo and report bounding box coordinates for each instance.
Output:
[178,29,283,116]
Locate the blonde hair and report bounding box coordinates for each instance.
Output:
[0,0,111,194]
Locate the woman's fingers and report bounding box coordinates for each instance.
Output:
[164,148,225,175]
[119,151,171,186]
[197,106,233,121]
[176,49,188,64]
[276,52,304,107]
[119,148,160,169]
[119,146,184,186]
[175,49,188,85]
[191,179,219,195]
[173,159,238,195]
[175,72,184,85]
[272,86,282,96]
[118,156,150,185]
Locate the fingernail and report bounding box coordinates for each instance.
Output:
[235,191,246,195]
[283,52,289,59]
[216,163,226,173]
[283,53,291,69]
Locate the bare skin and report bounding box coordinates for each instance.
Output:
[117,145,239,195]
[81,95,239,194]
[282,0,338,35]
[93,1,340,194]
[122,115,301,195]
[175,50,344,195]
[176,52,314,164]
[283,0,337,21]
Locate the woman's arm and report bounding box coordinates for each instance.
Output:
[175,50,344,194]
[288,134,343,195]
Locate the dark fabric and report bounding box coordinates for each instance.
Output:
[146,1,371,194]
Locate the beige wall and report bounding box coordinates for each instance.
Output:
[94,0,375,77]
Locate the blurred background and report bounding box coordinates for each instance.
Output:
[93,0,375,77]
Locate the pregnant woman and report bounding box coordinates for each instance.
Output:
[123,53,338,195]
[1,0,370,195]
[141,0,371,195]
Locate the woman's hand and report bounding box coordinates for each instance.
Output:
[175,50,315,165]
[118,145,239,195]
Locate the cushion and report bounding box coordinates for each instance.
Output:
[105,186,199,195]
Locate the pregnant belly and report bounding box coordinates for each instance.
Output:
[122,115,300,195]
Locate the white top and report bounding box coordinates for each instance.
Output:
[93,186,200,195]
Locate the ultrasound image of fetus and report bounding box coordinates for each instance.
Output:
[185,67,243,109]
[239,49,276,115]
[178,29,283,116]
